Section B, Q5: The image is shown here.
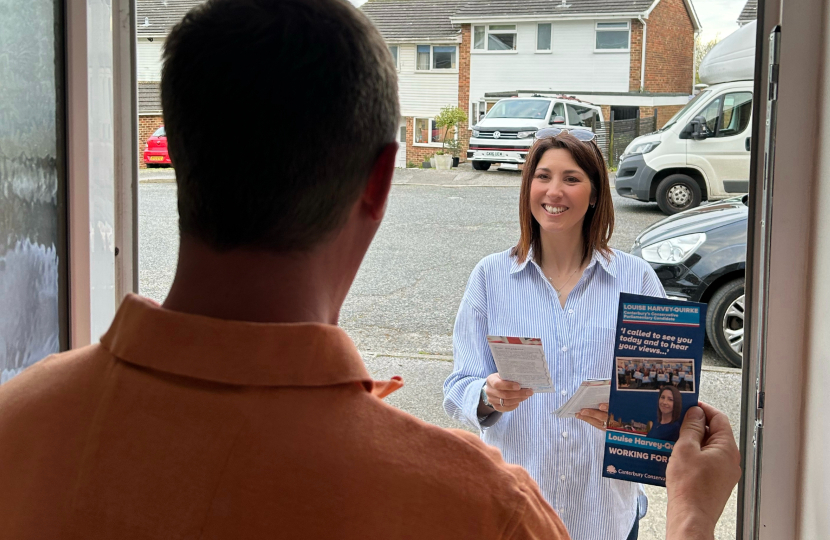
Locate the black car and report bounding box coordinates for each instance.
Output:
[631,196,747,367]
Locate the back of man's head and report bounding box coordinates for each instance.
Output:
[161,0,399,252]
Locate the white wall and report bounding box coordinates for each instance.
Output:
[397,44,459,118]
[800,0,830,535]
[470,20,630,102]
[137,38,163,82]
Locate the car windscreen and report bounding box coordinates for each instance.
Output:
[486,100,550,119]
[660,90,711,131]
[152,126,166,137]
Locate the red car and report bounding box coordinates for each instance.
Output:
[143,126,171,167]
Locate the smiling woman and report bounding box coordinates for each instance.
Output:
[444,132,667,540]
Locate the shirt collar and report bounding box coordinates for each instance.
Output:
[509,247,617,279]
[100,294,373,389]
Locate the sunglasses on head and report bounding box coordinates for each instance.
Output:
[534,127,597,142]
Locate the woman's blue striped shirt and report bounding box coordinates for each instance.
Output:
[444,247,666,540]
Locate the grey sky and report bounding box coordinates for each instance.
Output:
[348,0,749,42]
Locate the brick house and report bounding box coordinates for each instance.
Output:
[361,0,468,167]
[136,0,203,168]
[363,0,700,166]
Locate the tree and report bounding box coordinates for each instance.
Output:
[695,34,720,85]
[433,105,468,155]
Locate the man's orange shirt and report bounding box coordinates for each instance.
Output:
[0,294,569,539]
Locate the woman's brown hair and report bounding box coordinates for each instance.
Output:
[656,385,683,424]
[511,134,614,264]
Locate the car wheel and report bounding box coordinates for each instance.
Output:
[472,161,491,171]
[705,278,745,368]
[656,174,702,215]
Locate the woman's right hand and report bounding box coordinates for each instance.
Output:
[485,373,534,412]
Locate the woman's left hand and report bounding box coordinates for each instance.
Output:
[577,403,609,431]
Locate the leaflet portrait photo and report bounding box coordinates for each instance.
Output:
[602,293,706,487]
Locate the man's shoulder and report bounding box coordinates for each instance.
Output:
[359,403,566,537]
[0,345,110,417]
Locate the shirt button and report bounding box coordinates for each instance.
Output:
[560,474,566,481]
[561,346,568,352]
[568,309,574,315]
[562,431,568,438]
[561,389,567,396]
[559,507,565,514]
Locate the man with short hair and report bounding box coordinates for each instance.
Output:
[0,0,740,538]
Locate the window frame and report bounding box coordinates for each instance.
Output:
[413,117,458,147]
[471,24,519,54]
[716,91,753,138]
[415,44,458,72]
[469,100,488,128]
[695,95,724,136]
[594,21,630,53]
[536,23,552,53]
[388,45,399,70]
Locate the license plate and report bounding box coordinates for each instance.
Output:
[481,151,506,157]
[149,156,164,161]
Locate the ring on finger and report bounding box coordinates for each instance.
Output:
[499,398,504,407]
[602,420,608,428]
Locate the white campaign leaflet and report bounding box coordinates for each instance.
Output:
[486,336,554,392]
[554,379,611,418]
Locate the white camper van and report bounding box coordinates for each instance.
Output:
[615,22,756,215]
[467,96,603,171]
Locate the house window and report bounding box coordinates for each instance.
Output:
[414,118,455,145]
[537,23,552,51]
[472,24,517,51]
[595,22,629,50]
[416,45,430,70]
[414,118,432,144]
[433,125,454,144]
[389,45,398,68]
[473,26,485,49]
[432,46,456,69]
[416,45,457,70]
[471,100,488,125]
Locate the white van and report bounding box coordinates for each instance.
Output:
[615,21,756,215]
[467,96,603,171]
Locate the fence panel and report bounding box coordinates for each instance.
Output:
[594,115,657,168]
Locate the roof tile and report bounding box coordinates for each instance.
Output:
[361,0,465,40]
[137,0,204,36]
[737,0,756,24]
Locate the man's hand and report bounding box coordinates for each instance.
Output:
[666,402,742,540]
[576,403,608,430]
[484,373,533,412]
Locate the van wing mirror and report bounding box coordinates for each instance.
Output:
[550,115,566,125]
[687,115,711,140]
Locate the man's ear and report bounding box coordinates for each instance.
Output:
[362,142,397,221]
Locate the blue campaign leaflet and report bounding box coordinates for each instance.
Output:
[602,293,706,487]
